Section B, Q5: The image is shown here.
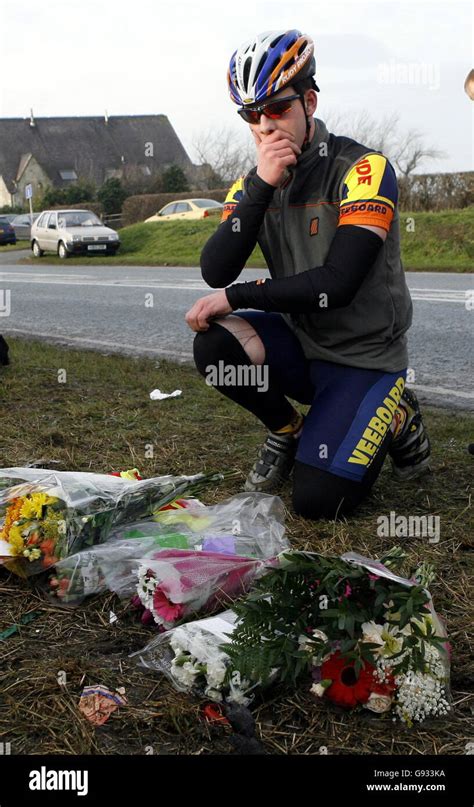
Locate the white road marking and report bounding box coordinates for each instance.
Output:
[0,276,210,291]
[408,287,472,292]
[412,384,474,400]
[0,273,470,302]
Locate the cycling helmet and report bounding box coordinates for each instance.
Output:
[227,29,320,150]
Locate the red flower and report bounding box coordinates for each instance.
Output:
[152,587,185,625]
[321,651,394,709]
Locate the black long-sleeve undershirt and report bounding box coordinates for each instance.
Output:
[200,171,385,314]
[200,173,275,288]
[224,224,384,313]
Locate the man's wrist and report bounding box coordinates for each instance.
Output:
[247,172,277,202]
[225,281,265,311]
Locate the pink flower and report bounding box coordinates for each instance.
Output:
[338,581,352,602]
[152,587,185,625]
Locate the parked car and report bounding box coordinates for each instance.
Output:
[11,213,41,240]
[145,198,224,222]
[0,216,17,246]
[31,210,120,258]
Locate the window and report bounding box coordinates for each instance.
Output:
[192,199,223,209]
[159,204,177,216]
[174,202,191,213]
[47,213,57,228]
[59,169,78,181]
[58,212,102,227]
[36,213,47,227]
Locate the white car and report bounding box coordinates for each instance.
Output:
[31,209,120,258]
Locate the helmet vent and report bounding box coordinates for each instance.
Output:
[243,57,252,88]
[270,34,284,48]
[255,54,267,78]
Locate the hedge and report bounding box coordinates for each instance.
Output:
[122,189,228,226]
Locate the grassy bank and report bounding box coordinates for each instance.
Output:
[0,337,472,755]
[0,240,30,252]
[20,208,474,271]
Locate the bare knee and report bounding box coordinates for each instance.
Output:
[213,315,265,364]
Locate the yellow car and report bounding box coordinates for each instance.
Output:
[145,198,224,222]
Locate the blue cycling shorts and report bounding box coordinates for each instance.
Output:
[232,311,407,483]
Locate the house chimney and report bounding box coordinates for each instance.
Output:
[104,109,109,125]
[29,108,36,127]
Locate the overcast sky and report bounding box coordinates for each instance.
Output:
[1,0,472,174]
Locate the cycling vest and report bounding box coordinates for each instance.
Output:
[224,117,413,373]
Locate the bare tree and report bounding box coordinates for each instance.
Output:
[324,110,445,177]
[192,127,256,189]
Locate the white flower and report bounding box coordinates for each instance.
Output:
[57,519,67,535]
[394,669,451,724]
[172,661,201,688]
[361,621,385,646]
[170,627,190,655]
[206,659,227,689]
[363,693,393,713]
[362,622,403,658]
[310,683,326,698]
[312,629,328,643]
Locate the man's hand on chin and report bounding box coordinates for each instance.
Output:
[185,290,233,332]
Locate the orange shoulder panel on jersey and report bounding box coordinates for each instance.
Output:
[338,154,398,232]
[220,176,245,223]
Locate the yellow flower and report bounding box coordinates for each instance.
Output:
[21,493,57,520]
[20,498,40,520]
[7,525,26,555]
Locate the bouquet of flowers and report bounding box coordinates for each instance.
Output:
[110,492,288,561]
[47,498,204,604]
[224,548,451,726]
[0,467,234,576]
[131,610,253,705]
[48,492,288,607]
[132,550,267,628]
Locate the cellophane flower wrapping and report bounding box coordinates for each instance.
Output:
[131,550,266,628]
[225,548,452,725]
[0,467,230,576]
[109,492,288,560]
[47,492,288,609]
[130,610,253,704]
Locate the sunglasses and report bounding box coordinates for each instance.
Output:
[237,94,301,124]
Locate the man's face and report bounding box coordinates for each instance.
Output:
[247,84,317,148]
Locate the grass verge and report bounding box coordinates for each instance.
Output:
[0,337,472,755]
[0,240,30,252]
[19,208,474,271]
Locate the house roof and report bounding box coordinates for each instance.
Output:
[0,115,192,191]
